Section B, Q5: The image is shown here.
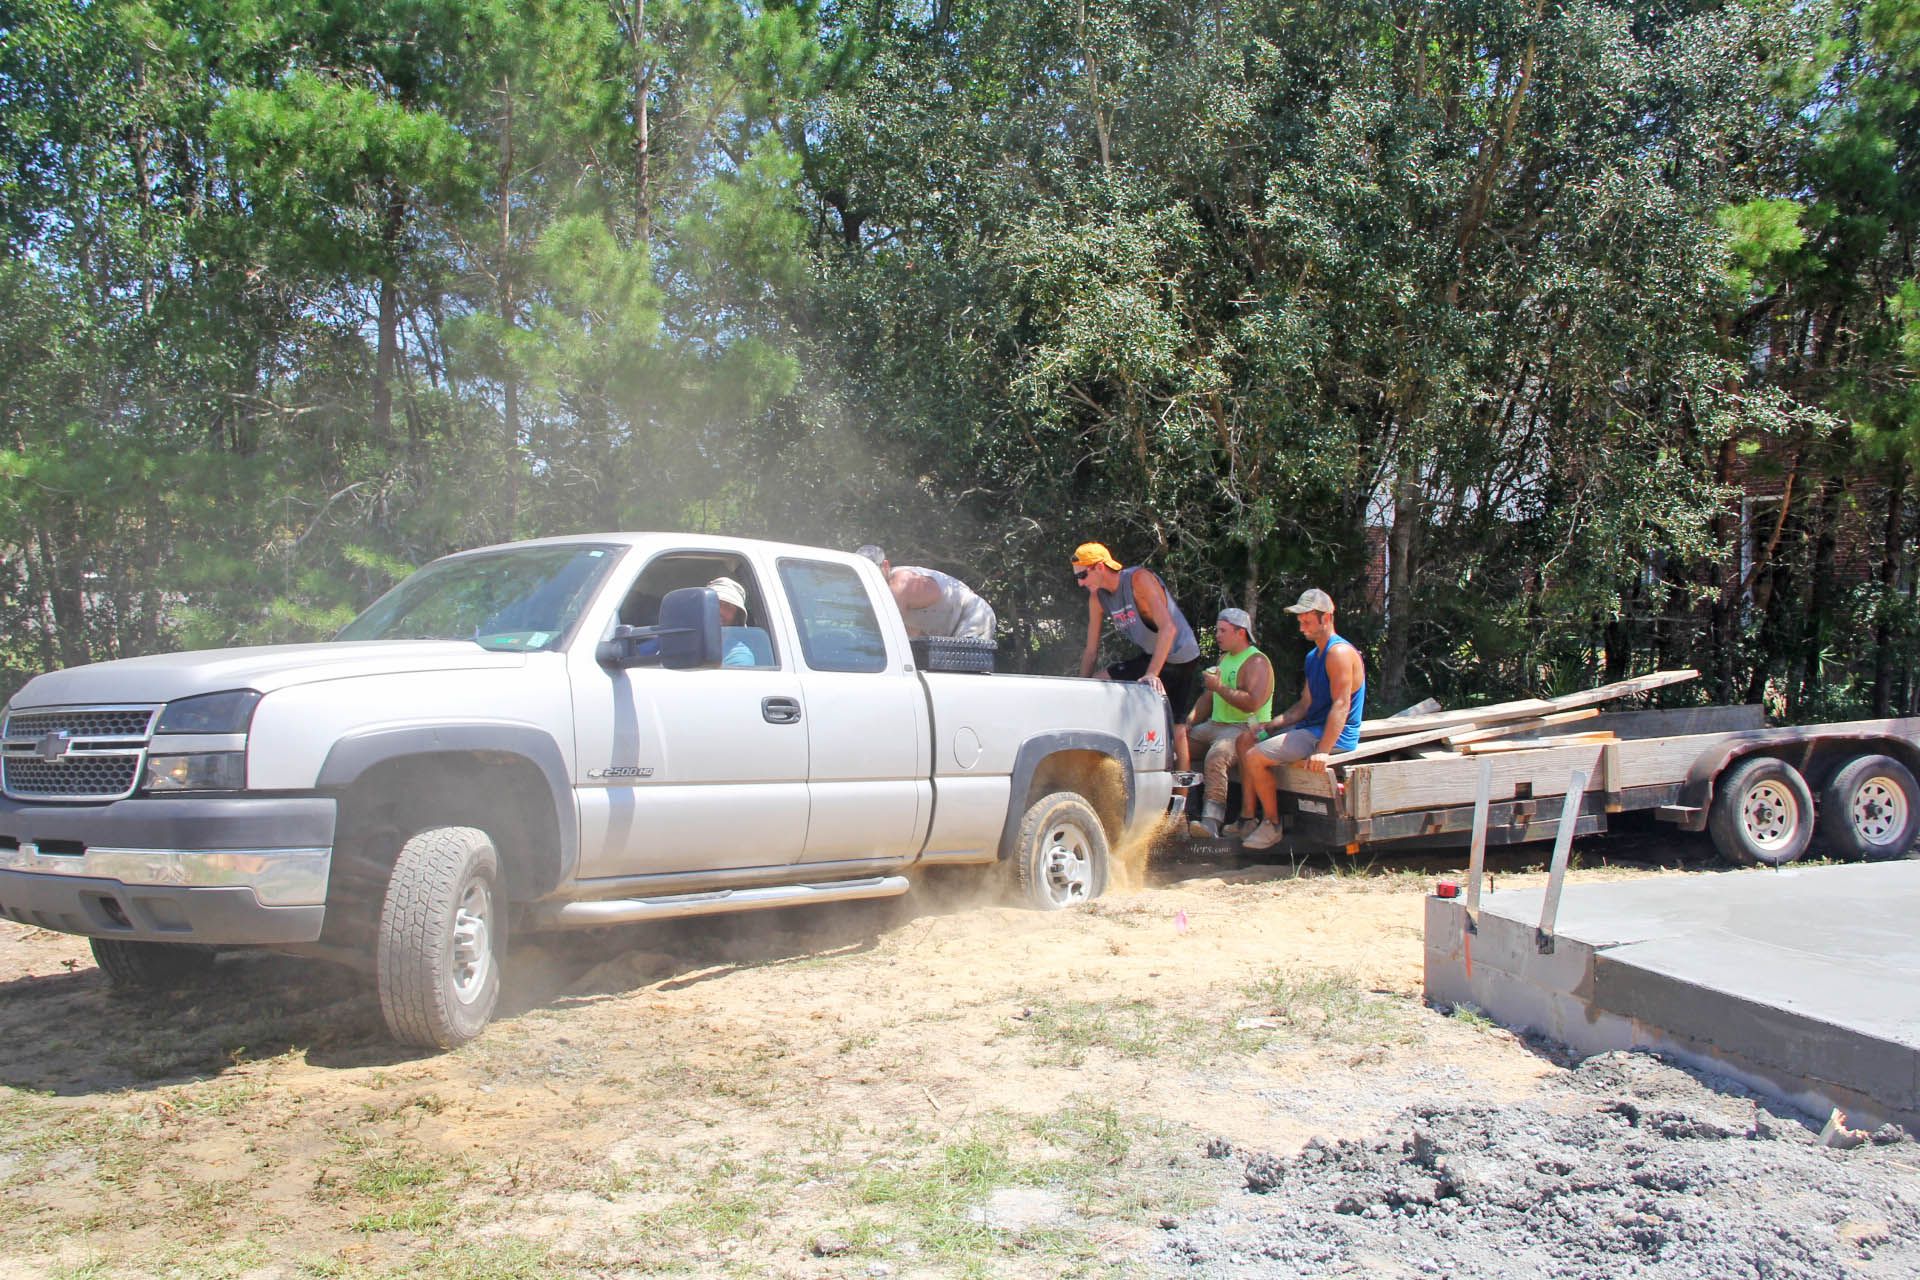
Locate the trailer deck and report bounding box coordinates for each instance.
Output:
[1424,860,1920,1131]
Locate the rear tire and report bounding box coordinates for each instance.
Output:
[90,938,217,988]
[376,826,504,1049]
[1817,754,1920,861]
[1708,756,1814,867]
[1011,791,1110,910]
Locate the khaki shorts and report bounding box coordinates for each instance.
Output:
[1248,726,1321,764]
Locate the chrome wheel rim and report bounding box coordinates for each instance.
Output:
[450,879,494,1004]
[1741,780,1798,852]
[1039,823,1093,906]
[1850,777,1908,846]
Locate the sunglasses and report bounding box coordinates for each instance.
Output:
[1073,568,1092,581]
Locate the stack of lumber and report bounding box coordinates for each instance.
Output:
[1323,669,1699,768]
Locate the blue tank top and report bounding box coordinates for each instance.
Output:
[1097,566,1200,664]
[1303,634,1366,751]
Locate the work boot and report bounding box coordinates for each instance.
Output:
[1188,799,1225,840]
[1224,817,1257,840]
[1241,820,1284,851]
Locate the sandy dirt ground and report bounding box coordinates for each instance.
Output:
[0,836,1913,1279]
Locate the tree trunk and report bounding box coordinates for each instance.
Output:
[1381,467,1419,704]
[35,525,89,668]
[498,76,521,538]
[374,184,405,444]
[1872,463,1907,715]
[1796,471,1844,715]
[634,0,652,244]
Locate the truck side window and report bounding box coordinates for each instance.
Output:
[778,560,888,674]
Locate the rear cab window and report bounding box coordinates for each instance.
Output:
[778,559,888,673]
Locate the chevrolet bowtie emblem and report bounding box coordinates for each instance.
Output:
[35,731,73,762]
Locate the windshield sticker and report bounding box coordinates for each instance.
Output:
[527,632,549,647]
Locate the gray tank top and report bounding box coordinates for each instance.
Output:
[1098,566,1200,664]
[898,567,996,640]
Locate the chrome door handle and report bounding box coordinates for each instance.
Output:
[762,697,802,725]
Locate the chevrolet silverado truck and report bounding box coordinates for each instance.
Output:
[0,535,1175,1047]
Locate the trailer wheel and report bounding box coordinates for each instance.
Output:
[1817,754,1920,861]
[376,825,505,1049]
[1708,756,1814,867]
[90,938,217,988]
[1011,791,1109,910]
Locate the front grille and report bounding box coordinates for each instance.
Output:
[4,755,143,798]
[2,704,158,801]
[4,708,156,740]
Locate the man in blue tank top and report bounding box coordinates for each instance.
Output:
[1234,588,1368,851]
[1072,540,1202,778]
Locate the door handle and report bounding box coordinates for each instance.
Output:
[762,696,802,725]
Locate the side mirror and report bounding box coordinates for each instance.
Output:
[597,587,723,669]
[656,587,722,669]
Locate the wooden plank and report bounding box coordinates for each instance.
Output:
[1440,708,1599,748]
[1354,742,1612,814]
[1273,764,1337,798]
[1354,670,1698,742]
[1356,698,1556,740]
[1385,697,1441,720]
[1329,718,1498,764]
[1459,731,1617,754]
[1541,669,1698,713]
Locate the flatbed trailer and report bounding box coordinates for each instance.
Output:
[1245,704,1920,865]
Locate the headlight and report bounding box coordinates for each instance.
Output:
[145,753,247,792]
[156,691,262,734]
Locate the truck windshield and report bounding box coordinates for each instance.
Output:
[336,545,621,651]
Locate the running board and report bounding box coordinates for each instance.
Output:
[530,875,912,929]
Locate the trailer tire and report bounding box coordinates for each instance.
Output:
[90,938,217,988]
[1817,754,1920,861]
[1708,756,1814,867]
[376,826,505,1049]
[1011,791,1109,910]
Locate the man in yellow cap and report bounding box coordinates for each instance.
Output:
[1071,541,1201,777]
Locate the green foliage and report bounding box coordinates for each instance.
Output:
[0,0,1913,717]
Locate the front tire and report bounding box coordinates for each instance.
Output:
[1708,756,1814,867]
[1011,791,1110,910]
[376,826,504,1049]
[90,938,217,988]
[1817,754,1920,861]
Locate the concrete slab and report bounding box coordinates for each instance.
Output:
[1424,861,1920,1131]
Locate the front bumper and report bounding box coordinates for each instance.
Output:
[0,795,335,944]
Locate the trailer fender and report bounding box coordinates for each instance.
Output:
[1677,728,1920,831]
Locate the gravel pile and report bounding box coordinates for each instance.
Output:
[1159,1052,1920,1279]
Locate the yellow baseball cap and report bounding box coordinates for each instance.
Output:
[1071,542,1123,571]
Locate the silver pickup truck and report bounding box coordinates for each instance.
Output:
[0,535,1175,1047]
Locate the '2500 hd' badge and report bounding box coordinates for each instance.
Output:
[588,765,654,779]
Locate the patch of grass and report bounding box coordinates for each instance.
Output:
[1447,1002,1497,1031]
[352,1150,451,1199]
[298,1238,568,1279]
[353,1189,455,1233]
[1242,968,1419,1045]
[1006,997,1215,1067]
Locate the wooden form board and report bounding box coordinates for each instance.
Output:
[1351,669,1699,742]
[1439,707,1599,748]
[1460,731,1616,754]
[1355,698,1554,740]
